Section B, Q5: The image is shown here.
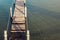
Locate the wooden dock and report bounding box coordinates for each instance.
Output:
[10,0,26,40]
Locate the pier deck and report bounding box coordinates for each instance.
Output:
[11,0,25,32]
[10,0,26,40]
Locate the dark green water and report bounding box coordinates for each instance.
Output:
[0,0,14,40]
[27,0,60,40]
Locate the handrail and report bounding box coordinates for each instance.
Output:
[4,0,16,40]
[25,6,30,40]
[7,7,11,32]
[25,6,28,30]
[4,12,10,40]
[24,0,30,40]
[7,7,12,40]
[7,1,15,32]
[5,6,13,40]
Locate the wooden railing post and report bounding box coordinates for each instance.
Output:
[24,0,26,3]
[4,30,7,40]
[25,6,27,18]
[10,7,12,17]
[24,0,30,40]
[27,30,30,40]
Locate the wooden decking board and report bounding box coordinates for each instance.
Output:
[13,17,25,21]
[12,21,25,24]
[11,31,25,32]
[11,24,25,31]
[12,18,25,23]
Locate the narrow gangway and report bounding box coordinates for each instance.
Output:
[10,0,25,40]
[4,0,30,40]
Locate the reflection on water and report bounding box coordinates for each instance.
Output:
[27,0,60,40]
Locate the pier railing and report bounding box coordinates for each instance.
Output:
[24,0,30,40]
[4,6,13,40]
[7,7,12,40]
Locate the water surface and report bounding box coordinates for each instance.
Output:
[27,0,60,40]
[0,0,13,40]
[0,0,60,40]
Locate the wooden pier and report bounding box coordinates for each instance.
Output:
[10,0,26,40]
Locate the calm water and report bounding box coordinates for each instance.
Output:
[0,0,60,40]
[27,0,60,40]
[0,0,14,40]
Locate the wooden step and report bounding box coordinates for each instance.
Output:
[11,24,25,31]
[12,17,25,23]
[13,14,25,18]
[15,5,24,13]
[14,8,24,16]
[11,31,25,32]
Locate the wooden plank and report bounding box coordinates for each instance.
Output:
[13,0,24,17]
[12,0,25,23]
[11,24,25,31]
[12,17,25,23]
[11,31,25,32]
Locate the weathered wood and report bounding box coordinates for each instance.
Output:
[11,24,25,31]
[12,17,25,23]
[10,0,26,40]
[11,0,25,32]
[11,31,25,32]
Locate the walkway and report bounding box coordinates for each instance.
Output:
[10,0,26,40]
